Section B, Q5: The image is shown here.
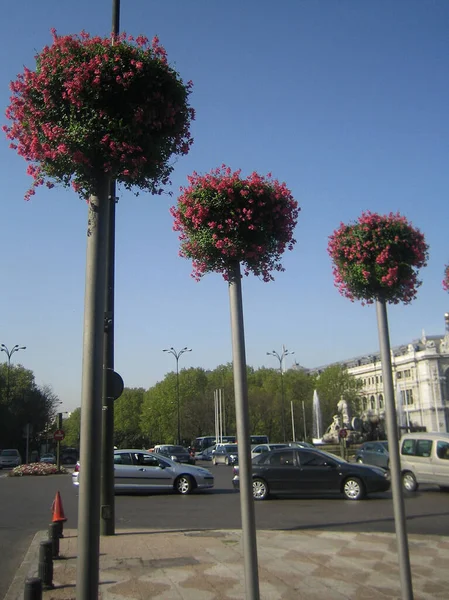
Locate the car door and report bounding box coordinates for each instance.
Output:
[114,452,139,490]
[296,450,341,492]
[257,450,299,492]
[130,453,174,489]
[433,440,449,486]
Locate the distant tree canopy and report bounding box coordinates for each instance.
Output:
[0,363,62,456]
[70,363,362,449]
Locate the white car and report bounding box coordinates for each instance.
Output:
[72,449,214,495]
[0,449,22,468]
[250,443,289,460]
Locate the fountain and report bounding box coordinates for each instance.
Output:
[312,389,324,444]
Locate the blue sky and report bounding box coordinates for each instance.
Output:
[1,0,448,412]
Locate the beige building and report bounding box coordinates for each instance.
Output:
[308,314,449,433]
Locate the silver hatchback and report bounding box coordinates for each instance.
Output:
[72,449,214,495]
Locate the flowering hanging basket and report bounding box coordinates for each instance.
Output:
[4,30,194,199]
[171,165,299,282]
[443,265,449,292]
[328,211,428,304]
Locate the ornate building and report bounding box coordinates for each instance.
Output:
[309,314,449,433]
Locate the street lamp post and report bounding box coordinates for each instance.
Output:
[163,347,192,445]
[267,347,294,442]
[1,344,26,401]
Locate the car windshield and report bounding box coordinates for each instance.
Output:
[380,442,389,450]
[164,446,185,453]
[1,450,18,456]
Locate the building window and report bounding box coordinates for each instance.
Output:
[380,376,383,383]
[379,394,384,409]
[397,372,402,379]
[370,395,376,410]
[404,369,411,378]
[404,389,414,405]
[362,397,368,411]
[376,376,379,383]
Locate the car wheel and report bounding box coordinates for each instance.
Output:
[252,478,269,501]
[343,477,365,500]
[356,458,363,464]
[212,457,217,466]
[402,471,418,492]
[175,475,194,495]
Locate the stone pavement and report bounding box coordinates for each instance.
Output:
[5,528,449,600]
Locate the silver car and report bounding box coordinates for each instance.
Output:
[72,449,214,495]
[0,449,22,468]
[212,444,239,466]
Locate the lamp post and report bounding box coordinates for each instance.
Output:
[163,347,192,445]
[1,344,26,401]
[267,347,294,442]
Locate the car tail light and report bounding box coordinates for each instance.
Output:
[74,463,80,472]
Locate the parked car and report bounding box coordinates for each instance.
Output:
[0,449,22,468]
[60,448,78,464]
[72,449,214,495]
[400,432,449,492]
[153,445,195,465]
[212,444,239,465]
[233,447,390,501]
[39,453,56,464]
[195,445,216,461]
[251,443,289,460]
[355,441,389,469]
[288,441,315,449]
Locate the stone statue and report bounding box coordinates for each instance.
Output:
[337,398,352,427]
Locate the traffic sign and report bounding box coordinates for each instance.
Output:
[54,429,65,442]
[339,428,348,439]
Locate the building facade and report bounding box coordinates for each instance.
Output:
[309,314,449,433]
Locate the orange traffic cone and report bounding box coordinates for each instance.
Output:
[51,491,67,523]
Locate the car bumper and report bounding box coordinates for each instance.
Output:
[196,477,214,489]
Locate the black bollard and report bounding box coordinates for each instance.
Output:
[24,577,42,600]
[48,522,60,558]
[38,540,53,589]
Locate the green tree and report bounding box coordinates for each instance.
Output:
[62,408,81,448]
[114,388,147,448]
[315,364,363,430]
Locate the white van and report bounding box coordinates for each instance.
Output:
[400,432,449,492]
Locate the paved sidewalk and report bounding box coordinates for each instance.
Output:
[5,528,449,599]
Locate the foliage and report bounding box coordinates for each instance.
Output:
[4,30,194,200]
[0,363,61,454]
[443,264,449,292]
[114,388,148,448]
[328,211,429,304]
[8,463,67,476]
[62,408,81,447]
[171,165,299,282]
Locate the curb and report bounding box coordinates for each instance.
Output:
[3,531,47,600]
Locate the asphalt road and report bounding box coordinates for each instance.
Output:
[1,463,449,598]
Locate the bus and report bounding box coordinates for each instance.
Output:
[193,434,269,453]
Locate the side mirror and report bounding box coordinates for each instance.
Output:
[158,462,166,469]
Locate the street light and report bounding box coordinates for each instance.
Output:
[267,347,294,442]
[1,344,26,401]
[163,347,192,445]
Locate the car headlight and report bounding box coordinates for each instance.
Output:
[171,455,179,461]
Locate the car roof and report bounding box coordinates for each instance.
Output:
[400,432,449,441]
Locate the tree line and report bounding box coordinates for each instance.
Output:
[62,364,362,449]
[0,363,62,457]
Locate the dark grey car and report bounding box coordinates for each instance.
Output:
[355,441,389,469]
[154,445,195,465]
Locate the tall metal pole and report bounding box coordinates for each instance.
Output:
[376,299,414,600]
[291,401,296,442]
[100,0,120,538]
[77,173,110,600]
[302,400,307,440]
[163,347,191,445]
[176,356,181,445]
[228,261,260,600]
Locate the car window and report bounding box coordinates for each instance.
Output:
[401,439,415,455]
[436,441,449,460]
[299,451,334,467]
[114,453,133,465]
[225,445,238,453]
[415,440,432,457]
[268,451,295,466]
[364,443,374,452]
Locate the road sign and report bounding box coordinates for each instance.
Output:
[54,429,65,442]
[339,428,348,439]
